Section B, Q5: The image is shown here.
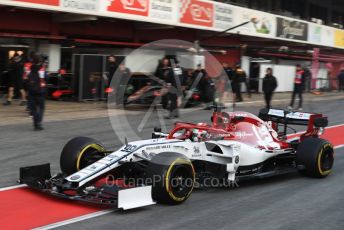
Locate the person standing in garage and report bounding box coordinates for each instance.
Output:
[27,55,46,131]
[262,68,277,109]
[115,62,131,105]
[155,58,173,111]
[23,51,37,115]
[107,55,118,87]
[233,64,247,102]
[194,64,214,110]
[164,60,183,119]
[288,64,306,111]
[3,53,26,106]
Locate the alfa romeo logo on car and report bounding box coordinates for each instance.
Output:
[70,175,81,180]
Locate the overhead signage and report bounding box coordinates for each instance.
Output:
[106,0,149,17]
[213,1,234,30]
[13,0,59,6]
[334,29,344,48]
[179,0,214,27]
[308,24,335,47]
[61,0,98,12]
[233,8,276,38]
[150,0,178,24]
[276,17,308,41]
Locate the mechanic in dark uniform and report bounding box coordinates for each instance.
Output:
[234,64,246,102]
[115,63,131,105]
[303,67,312,92]
[155,58,172,111]
[27,55,47,131]
[182,69,195,91]
[191,64,206,92]
[204,76,216,110]
[23,51,37,115]
[107,55,118,87]
[164,61,183,119]
[155,58,171,81]
[288,64,306,111]
[3,53,26,106]
[262,68,277,109]
[232,64,245,102]
[195,64,215,110]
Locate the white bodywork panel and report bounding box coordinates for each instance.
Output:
[65,137,287,186]
[118,186,156,210]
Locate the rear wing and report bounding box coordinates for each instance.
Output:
[259,108,328,127]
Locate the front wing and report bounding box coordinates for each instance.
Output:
[19,163,156,210]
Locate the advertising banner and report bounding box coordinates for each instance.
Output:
[105,0,149,17]
[98,0,177,25]
[308,24,334,47]
[322,26,335,47]
[149,0,178,24]
[213,1,234,30]
[13,0,59,6]
[334,29,344,48]
[232,7,276,38]
[179,0,214,28]
[61,0,98,12]
[308,24,322,43]
[276,17,308,41]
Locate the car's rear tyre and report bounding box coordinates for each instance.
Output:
[296,137,334,178]
[146,152,195,205]
[60,137,106,175]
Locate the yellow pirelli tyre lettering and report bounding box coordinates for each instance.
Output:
[165,158,195,202]
[76,144,105,171]
[317,143,333,176]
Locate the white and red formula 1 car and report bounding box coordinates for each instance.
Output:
[20,106,334,210]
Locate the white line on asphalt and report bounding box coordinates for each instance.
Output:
[325,123,344,129]
[0,184,26,192]
[335,144,344,149]
[32,209,115,230]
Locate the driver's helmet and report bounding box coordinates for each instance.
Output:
[192,128,207,142]
[215,112,230,127]
[221,112,230,124]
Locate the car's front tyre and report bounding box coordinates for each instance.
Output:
[60,137,106,175]
[146,152,195,205]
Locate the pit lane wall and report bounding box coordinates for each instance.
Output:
[0,0,343,50]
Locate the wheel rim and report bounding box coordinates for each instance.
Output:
[320,147,334,173]
[169,164,194,199]
[77,145,105,170]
